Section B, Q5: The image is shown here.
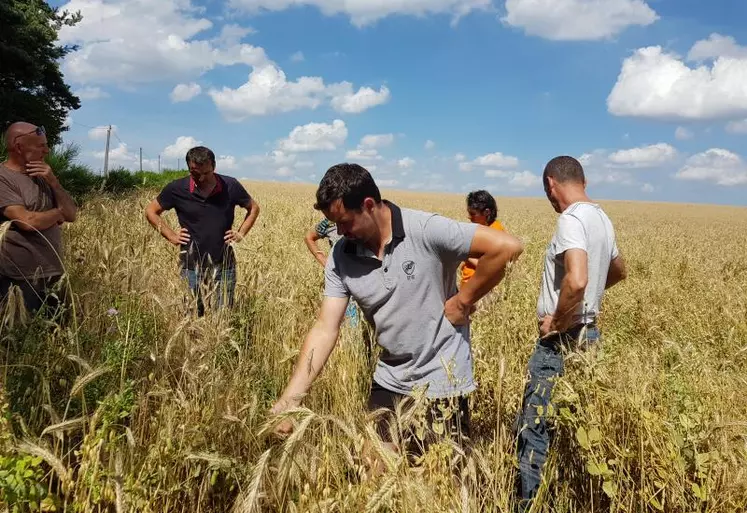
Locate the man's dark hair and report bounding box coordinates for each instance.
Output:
[467,190,498,224]
[186,146,216,168]
[543,156,585,185]
[314,163,381,211]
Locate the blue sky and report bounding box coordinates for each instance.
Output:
[52,0,747,205]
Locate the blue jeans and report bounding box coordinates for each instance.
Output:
[516,324,600,511]
[181,267,236,317]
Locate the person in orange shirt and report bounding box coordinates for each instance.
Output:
[460,190,505,287]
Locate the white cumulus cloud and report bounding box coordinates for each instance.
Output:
[397,157,416,169]
[425,140,436,150]
[346,148,382,161]
[484,169,541,189]
[217,24,256,45]
[290,51,305,62]
[163,136,202,160]
[92,142,157,171]
[461,151,520,171]
[170,83,202,103]
[277,119,347,152]
[244,149,316,176]
[687,34,747,62]
[209,65,327,120]
[675,148,747,186]
[378,179,399,187]
[675,126,694,140]
[726,119,747,134]
[474,152,520,167]
[508,170,542,188]
[228,0,490,27]
[579,150,636,186]
[209,65,389,121]
[579,144,683,187]
[75,86,109,100]
[607,143,678,168]
[503,0,657,41]
[329,85,390,114]
[88,125,116,140]
[58,0,268,85]
[360,133,394,149]
[608,35,747,121]
[217,155,239,170]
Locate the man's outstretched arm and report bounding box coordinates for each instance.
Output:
[270,295,349,433]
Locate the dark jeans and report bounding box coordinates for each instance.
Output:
[515,323,601,511]
[0,275,64,316]
[367,380,471,455]
[181,267,236,317]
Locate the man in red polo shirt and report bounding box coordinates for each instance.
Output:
[145,146,260,316]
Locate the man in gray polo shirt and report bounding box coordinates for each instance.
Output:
[271,163,524,448]
[516,156,627,510]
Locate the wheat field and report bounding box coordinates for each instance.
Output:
[1,181,746,512]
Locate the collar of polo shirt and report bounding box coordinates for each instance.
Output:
[343,200,405,255]
[189,175,223,196]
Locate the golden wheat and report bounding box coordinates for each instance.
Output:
[1,182,746,512]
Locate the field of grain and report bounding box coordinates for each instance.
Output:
[2,182,747,512]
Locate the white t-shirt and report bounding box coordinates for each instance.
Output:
[537,202,619,325]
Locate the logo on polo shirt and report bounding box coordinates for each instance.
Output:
[402,260,416,280]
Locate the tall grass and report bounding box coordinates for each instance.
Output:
[1,184,746,512]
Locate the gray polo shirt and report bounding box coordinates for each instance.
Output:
[324,202,478,399]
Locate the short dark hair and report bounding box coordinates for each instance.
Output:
[314,163,381,211]
[186,146,216,168]
[543,156,585,185]
[466,190,498,224]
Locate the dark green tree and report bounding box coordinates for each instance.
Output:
[0,0,82,147]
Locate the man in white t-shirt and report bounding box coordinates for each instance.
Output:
[516,156,627,510]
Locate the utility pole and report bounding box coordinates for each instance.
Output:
[139,147,143,172]
[158,154,161,173]
[103,125,112,177]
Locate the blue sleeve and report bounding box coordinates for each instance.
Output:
[315,219,330,239]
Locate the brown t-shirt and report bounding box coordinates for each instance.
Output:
[0,164,63,279]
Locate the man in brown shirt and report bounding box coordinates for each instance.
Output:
[0,122,77,314]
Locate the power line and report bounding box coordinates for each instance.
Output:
[72,120,100,130]
[71,121,164,173]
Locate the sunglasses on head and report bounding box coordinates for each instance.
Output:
[12,125,46,144]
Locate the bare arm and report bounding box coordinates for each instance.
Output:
[25,161,77,222]
[549,249,588,334]
[238,199,260,237]
[272,296,349,412]
[605,255,627,289]
[304,230,327,267]
[50,183,77,222]
[447,226,524,323]
[456,227,524,306]
[144,199,188,246]
[2,205,64,231]
[225,200,261,243]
